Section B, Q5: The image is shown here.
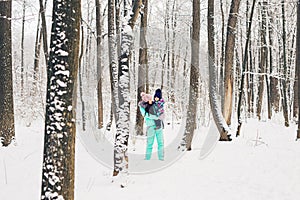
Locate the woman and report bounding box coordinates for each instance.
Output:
[139,90,164,161]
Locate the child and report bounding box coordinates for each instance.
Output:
[153,89,165,130]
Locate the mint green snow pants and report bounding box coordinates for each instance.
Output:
[145,126,164,160]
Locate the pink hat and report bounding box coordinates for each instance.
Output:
[141,92,152,102]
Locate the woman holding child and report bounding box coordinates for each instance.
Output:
[138,89,165,161]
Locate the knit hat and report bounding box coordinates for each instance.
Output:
[154,89,162,100]
[141,92,152,102]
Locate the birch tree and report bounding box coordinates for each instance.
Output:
[0,0,15,147]
[40,0,81,199]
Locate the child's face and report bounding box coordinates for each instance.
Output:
[154,97,159,102]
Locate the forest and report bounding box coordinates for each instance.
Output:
[0,0,300,199]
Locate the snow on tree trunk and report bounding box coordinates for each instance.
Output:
[113,0,142,178]
[179,0,200,150]
[0,0,15,147]
[40,0,81,199]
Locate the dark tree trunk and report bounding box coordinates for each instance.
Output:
[281,0,289,127]
[96,0,104,129]
[136,0,148,136]
[0,0,15,147]
[256,0,268,121]
[180,0,200,150]
[236,0,256,137]
[296,0,300,139]
[21,0,26,98]
[39,0,48,62]
[40,0,81,199]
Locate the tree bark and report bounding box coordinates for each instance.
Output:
[96,0,104,129]
[223,0,241,127]
[40,0,81,199]
[256,0,268,121]
[135,0,148,136]
[21,0,26,98]
[208,0,230,141]
[113,0,142,178]
[296,0,300,139]
[39,0,48,62]
[281,0,289,127]
[236,0,256,137]
[180,0,200,150]
[0,0,15,147]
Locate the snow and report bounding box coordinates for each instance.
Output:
[0,118,300,200]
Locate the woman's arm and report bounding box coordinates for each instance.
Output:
[139,106,160,120]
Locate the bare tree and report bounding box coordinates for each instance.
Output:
[135,0,148,136]
[96,0,104,129]
[180,0,200,150]
[280,0,289,127]
[0,0,15,147]
[236,0,256,137]
[40,0,81,199]
[21,0,26,98]
[113,0,142,181]
[256,0,268,120]
[208,0,230,141]
[223,0,241,128]
[296,0,300,140]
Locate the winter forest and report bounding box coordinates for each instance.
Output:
[1,0,300,199]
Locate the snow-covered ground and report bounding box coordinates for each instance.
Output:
[1,118,300,200]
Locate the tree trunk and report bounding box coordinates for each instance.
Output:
[40,0,81,199]
[21,0,26,98]
[135,0,148,136]
[96,0,104,129]
[79,25,86,131]
[281,0,289,127]
[0,0,15,147]
[236,0,256,137]
[33,9,42,88]
[223,0,241,127]
[296,0,300,139]
[39,0,48,63]
[208,0,230,141]
[180,0,200,150]
[108,0,119,128]
[219,0,225,108]
[113,0,142,179]
[269,10,280,113]
[256,0,268,121]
